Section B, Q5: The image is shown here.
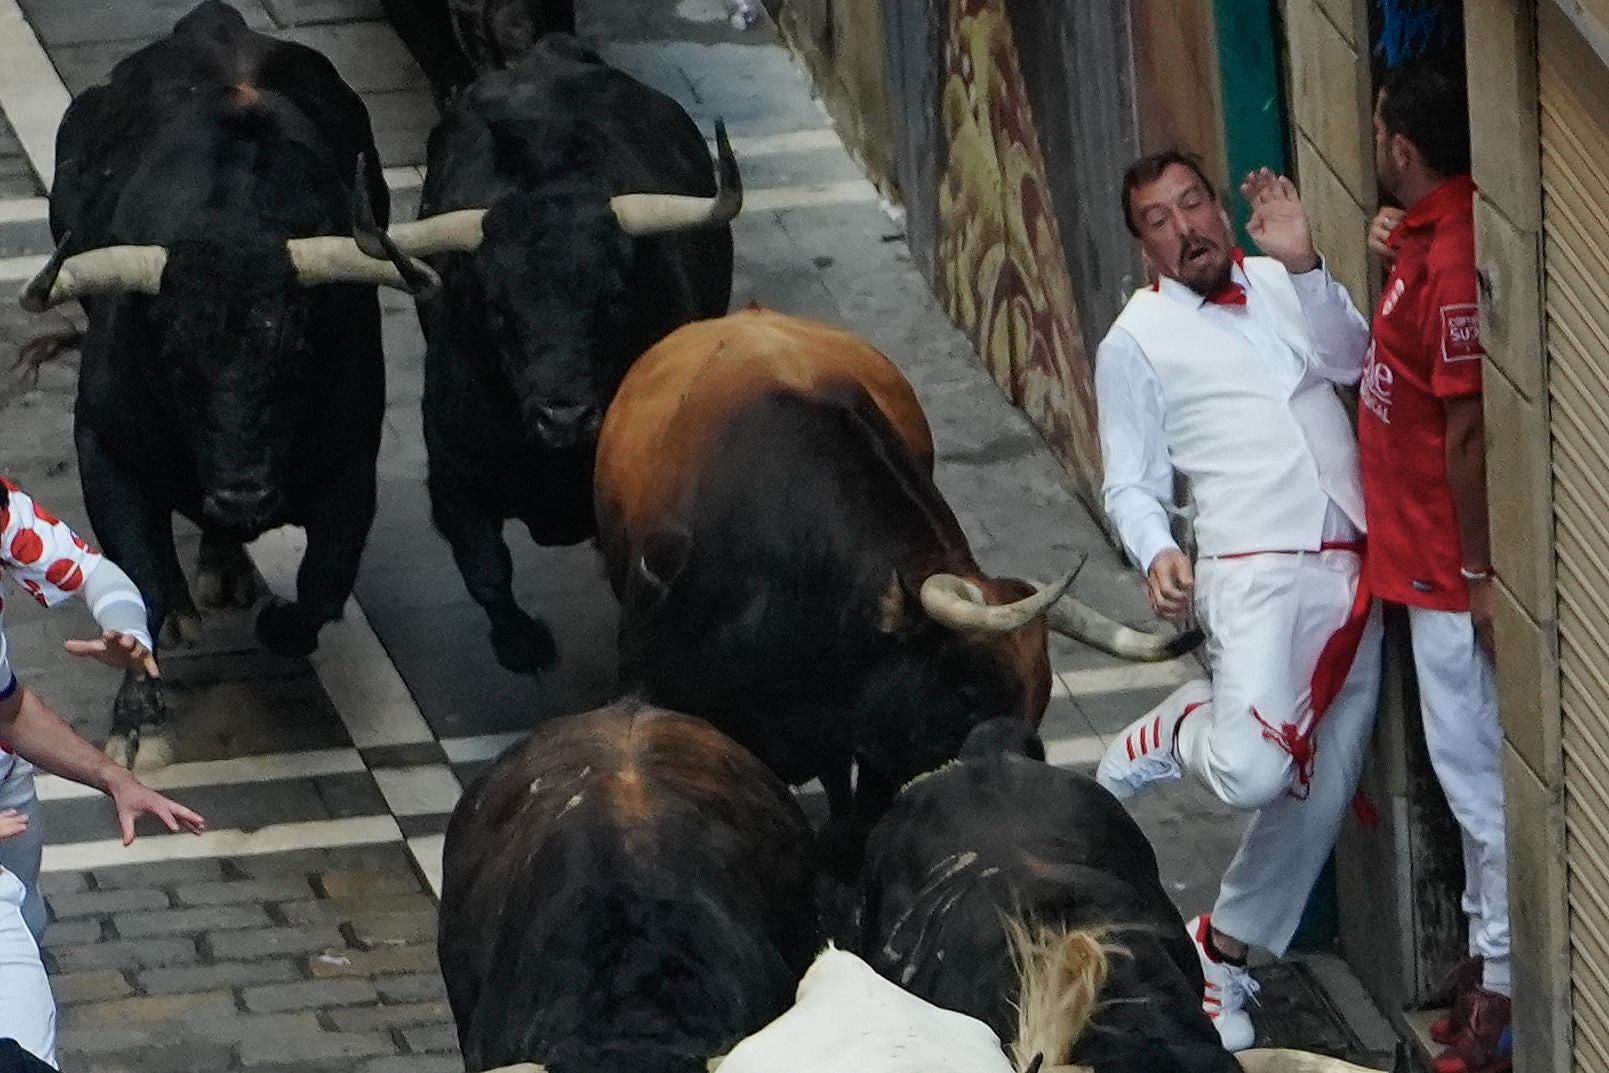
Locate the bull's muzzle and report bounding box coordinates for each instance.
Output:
[202,483,282,529]
[527,401,602,447]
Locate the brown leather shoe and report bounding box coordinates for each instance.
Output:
[1430,989,1512,1073]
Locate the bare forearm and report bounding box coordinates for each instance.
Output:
[1446,408,1491,571]
[0,686,127,796]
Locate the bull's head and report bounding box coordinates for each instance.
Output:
[18,204,437,530]
[370,120,742,448]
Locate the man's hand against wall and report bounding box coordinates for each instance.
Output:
[1147,549,1195,621]
[1241,168,1320,275]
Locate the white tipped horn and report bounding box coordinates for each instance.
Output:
[285,235,441,293]
[608,118,742,236]
[384,210,489,257]
[479,1065,548,1073]
[20,245,167,312]
[1045,599,1203,662]
[919,570,1078,635]
[1236,1048,1386,1073]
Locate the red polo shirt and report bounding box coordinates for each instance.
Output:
[1358,174,1483,611]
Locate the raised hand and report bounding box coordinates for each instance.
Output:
[1369,206,1406,262]
[65,629,160,678]
[1241,168,1320,275]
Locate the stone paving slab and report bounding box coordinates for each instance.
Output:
[0,112,42,199]
[41,843,461,1072]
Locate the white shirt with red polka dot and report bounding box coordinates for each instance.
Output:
[0,477,108,807]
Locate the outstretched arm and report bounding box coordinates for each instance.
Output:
[1241,169,1372,384]
[0,686,205,844]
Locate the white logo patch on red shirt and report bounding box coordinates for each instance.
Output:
[1361,342,1394,425]
[1441,303,1482,363]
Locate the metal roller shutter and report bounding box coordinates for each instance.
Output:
[1541,4,1609,1066]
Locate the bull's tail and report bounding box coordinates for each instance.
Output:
[17,330,84,373]
[1007,919,1111,1073]
[1046,599,1203,663]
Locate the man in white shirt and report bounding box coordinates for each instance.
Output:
[1092,151,1383,1052]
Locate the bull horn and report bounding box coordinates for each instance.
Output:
[285,235,441,294]
[343,155,441,296]
[608,118,742,236]
[19,238,166,312]
[1045,599,1204,663]
[383,209,489,257]
[1236,1049,1385,1072]
[919,569,1079,634]
[480,1065,548,1073]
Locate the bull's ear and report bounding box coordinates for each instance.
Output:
[876,570,921,635]
[633,528,693,603]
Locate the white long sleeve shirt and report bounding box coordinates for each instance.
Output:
[1095,258,1371,571]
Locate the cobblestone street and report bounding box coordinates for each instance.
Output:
[0,0,1396,1068]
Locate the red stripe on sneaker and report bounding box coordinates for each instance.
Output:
[1150,715,1162,753]
[1126,736,1136,761]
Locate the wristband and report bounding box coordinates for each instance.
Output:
[1460,566,1494,581]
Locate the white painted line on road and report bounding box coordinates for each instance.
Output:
[440,731,525,764]
[0,197,48,224]
[0,253,44,282]
[245,525,460,890]
[0,0,69,191]
[1043,733,1105,768]
[745,180,880,213]
[714,129,842,156]
[1052,660,1201,699]
[248,527,436,749]
[35,748,367,801]
[382,165,424,191]
[372,765,464,817]
[40,815,403,873]
[407,833,446,896]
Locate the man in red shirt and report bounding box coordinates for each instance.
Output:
[1361,65,1509,1073]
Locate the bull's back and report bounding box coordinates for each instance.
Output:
[595,308,934,582]
[438,704,819,1070]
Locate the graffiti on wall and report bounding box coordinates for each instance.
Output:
[934,0,1100,490]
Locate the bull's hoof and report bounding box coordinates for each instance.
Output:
[103,728,177,773]
[132,728,177,772]
[490,614,559,675]
[159,609,204,649]
[195,555,266,609]
[103,733,136,771]
[256,599,320,658]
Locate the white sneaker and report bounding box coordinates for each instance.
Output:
[1094,680,1210,800]
[1187,914,1259,1052]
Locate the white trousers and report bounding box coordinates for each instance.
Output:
[0,867,56,1069]
[1408,605,1510,995]
[0,782,46,940]
[1170,549,1383,955]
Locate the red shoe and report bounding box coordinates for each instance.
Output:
[1428,956,1485,1045]
[1430,989,1511,1073]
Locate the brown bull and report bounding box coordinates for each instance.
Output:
[594,308,1193,864]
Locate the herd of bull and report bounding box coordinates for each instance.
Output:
[11,2,1389,1071]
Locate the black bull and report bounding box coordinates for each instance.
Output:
[19,0,434,766]
[391,35,739,675]
[438,703,819,1073]
[860,721,1238,1073]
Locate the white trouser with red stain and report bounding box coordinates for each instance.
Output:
[1170,548,1383,955]
[0,866,56,1068]
[1408,605,1509,996]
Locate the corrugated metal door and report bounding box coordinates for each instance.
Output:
[1540,4,1609,1067]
